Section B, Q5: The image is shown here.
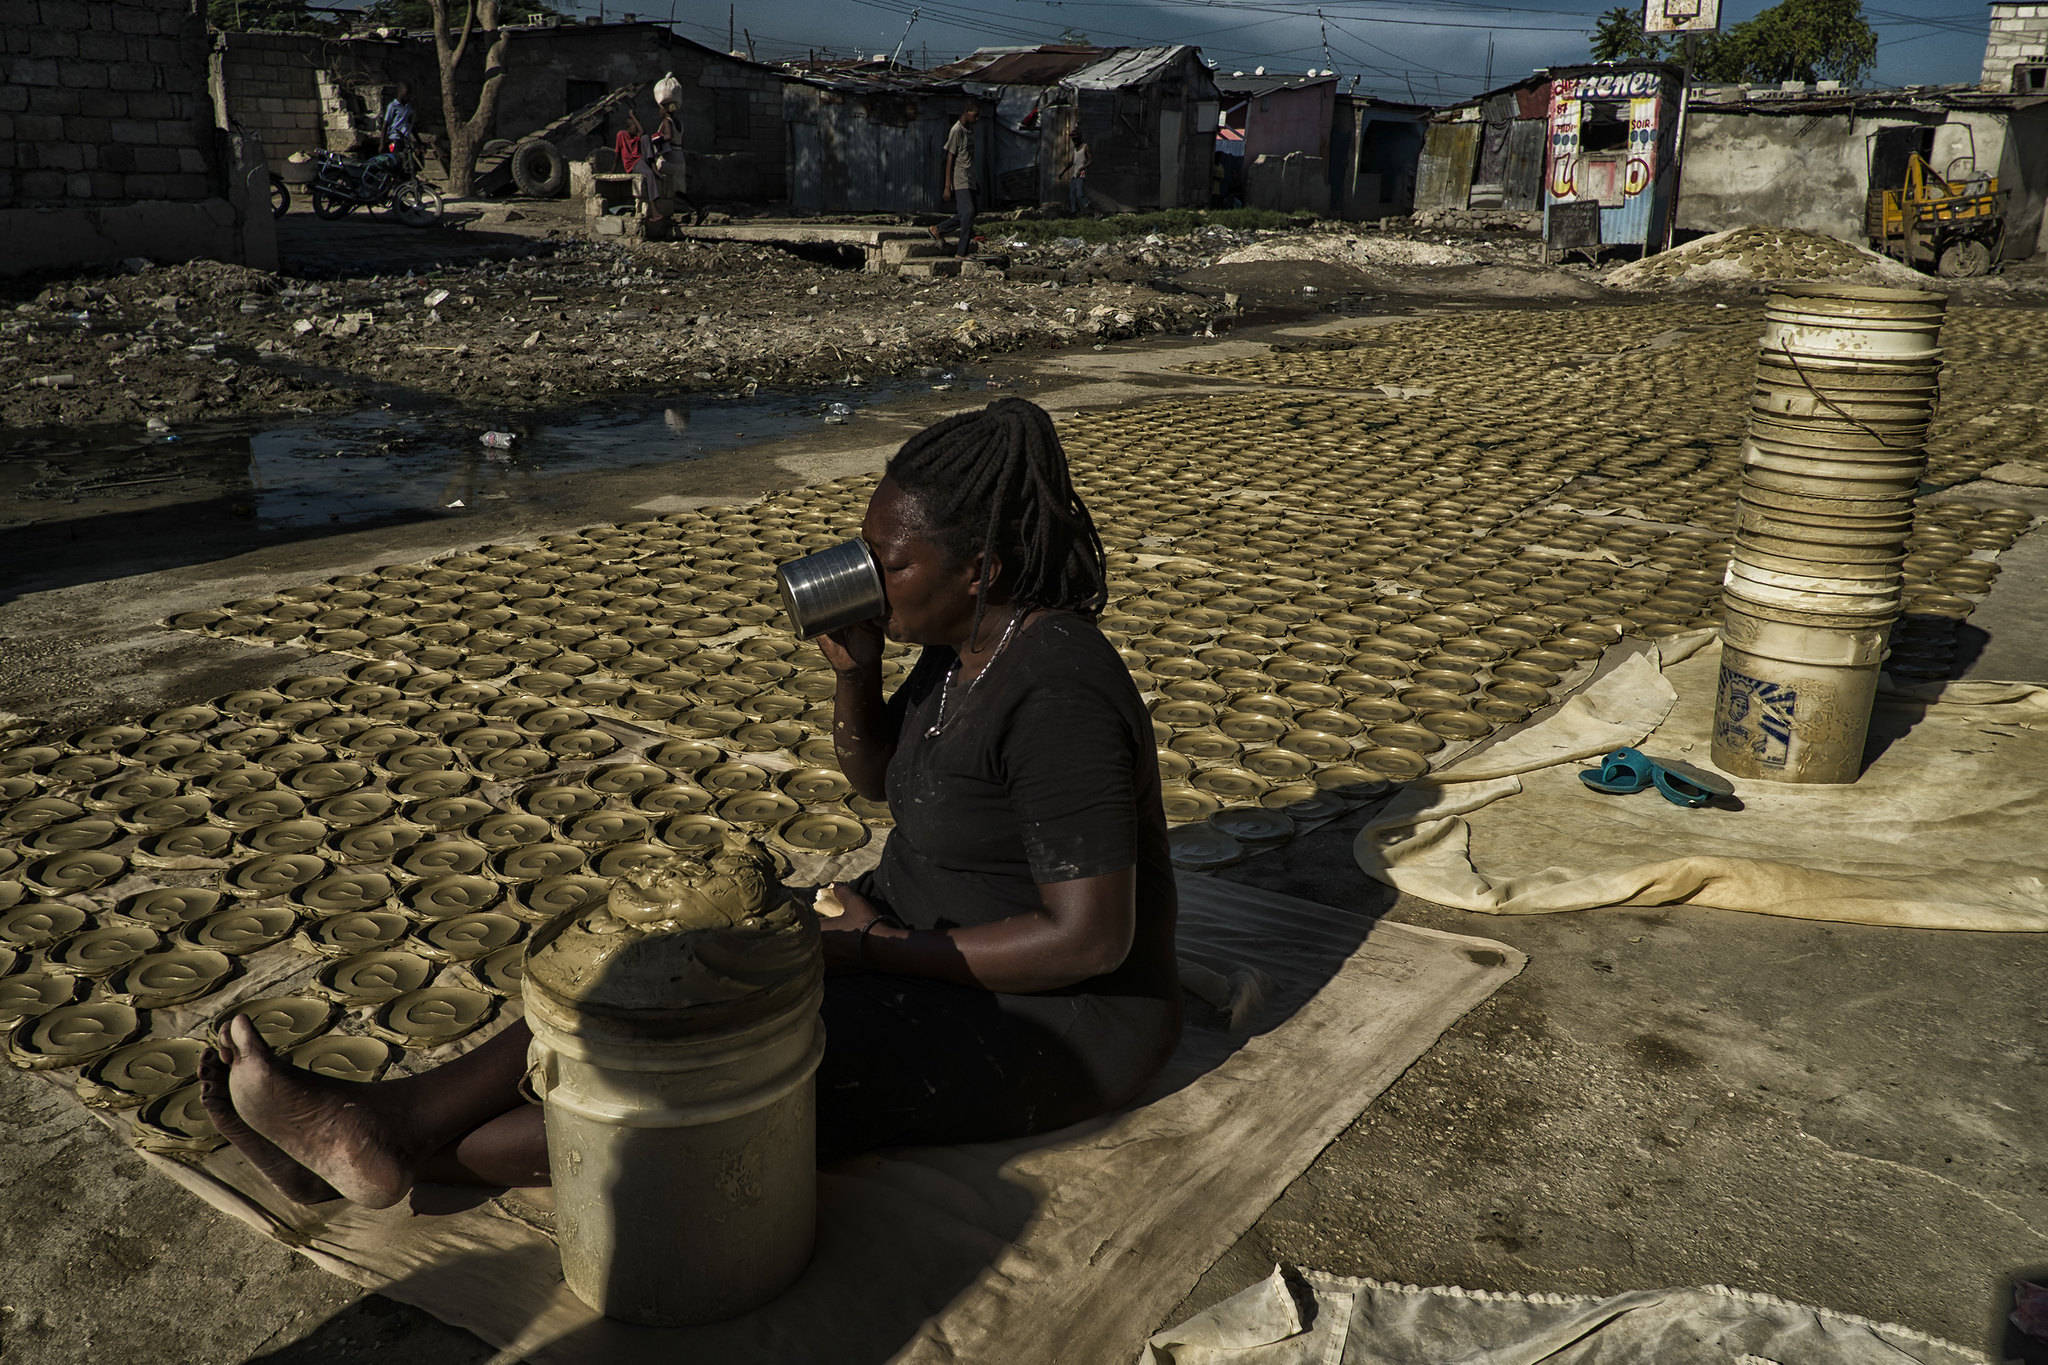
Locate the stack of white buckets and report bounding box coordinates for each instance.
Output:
[1712,283,1947,785]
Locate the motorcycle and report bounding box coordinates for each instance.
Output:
[308,139,443,226]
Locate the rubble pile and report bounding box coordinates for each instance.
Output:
[1,240,1221,430]
[1407,208,1541,233]
[1214,235,1483,270]
[1606,225,1930,292]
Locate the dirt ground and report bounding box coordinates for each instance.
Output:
[4,213,2048,1364]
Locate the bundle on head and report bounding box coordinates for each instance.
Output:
[885,397,1108,634]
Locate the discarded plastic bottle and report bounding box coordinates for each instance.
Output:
[480,431,516,449]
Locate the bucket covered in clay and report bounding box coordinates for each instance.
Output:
[522,834,824,1326]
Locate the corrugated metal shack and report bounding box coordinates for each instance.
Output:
[1414,73,1549,214]
[932,46,1106,205]
[781,73,994,215]
[1330,95,1431,217]
[1039,47,1223,211]
[1218,73,1337,213]
[1542,62,1684,254]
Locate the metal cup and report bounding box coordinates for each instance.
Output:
[775,538,884,638]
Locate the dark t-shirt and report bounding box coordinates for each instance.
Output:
[867,610,1178,1002]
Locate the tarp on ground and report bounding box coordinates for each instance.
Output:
[1356,631,2048,931]
[114,874,1522,1363]
[1144,1266,1987,1364]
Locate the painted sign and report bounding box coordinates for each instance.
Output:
[1715,669,1795,768]
[1644,0,1720,35]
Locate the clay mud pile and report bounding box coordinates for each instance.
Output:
[1605,225,1933,292]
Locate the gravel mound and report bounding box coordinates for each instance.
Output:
[1606,225,1929,291]
[1215,234,1482,270]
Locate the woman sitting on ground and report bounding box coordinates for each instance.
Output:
[202,398,1182,1205]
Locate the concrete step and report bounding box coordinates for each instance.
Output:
[878,237,946,266]
[896,258,963,278]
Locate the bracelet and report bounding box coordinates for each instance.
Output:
[858,916,888,970]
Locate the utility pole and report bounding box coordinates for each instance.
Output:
[1317,8,1333,72]
[727,3,734,52]
[1483,32,1493,91]
[888,6,919,70]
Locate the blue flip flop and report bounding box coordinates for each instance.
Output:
[1579,747,1656,794]
[1649,758,1734,808]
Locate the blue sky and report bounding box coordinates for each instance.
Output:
[560,0,1988,103]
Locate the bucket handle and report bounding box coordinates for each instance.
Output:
[522,1036,557,1105]
[1767,347,1935,451]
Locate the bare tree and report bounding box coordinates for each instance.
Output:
[428,0,510,196]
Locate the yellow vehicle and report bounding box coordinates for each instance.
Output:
[1865,129,2007,278]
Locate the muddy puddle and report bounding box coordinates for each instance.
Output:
[0,373,983,597]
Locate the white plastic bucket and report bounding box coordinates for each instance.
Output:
[523,908,825,1327]
[1713,635,1884,784]
[1761,283,1947,362]
[1724,562,1901,618]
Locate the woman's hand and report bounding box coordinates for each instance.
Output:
[818,881,882,969]
[816,618,884,676]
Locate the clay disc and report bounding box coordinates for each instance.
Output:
[109,948,234,1009]
[318,950,436,1005]
[649,740,725,773]
[80,1036,208,1107]
[1259,783,1351,822]
[0,970,83,1026]
[305,909,411,955]
[729,721,803,754]
[295,869,396,915]
[285,760,373,797]
[519,705,594,736]
[658,814,734,851]
[1276,729,1355,762]
[122,795,215,834]
[492,843,587,882]
[1352,747,1430,781]
[215,790,309,830]
[241,818,330,856]
[1211,807,1297,845]
[314,790,400,828]
[1312,764,1396,802]
[135,1082,222,1154]
[2,797,84,833]
[1168,730,1244,767]
[1242,747,1316,782]
[1168,825,1244,871]
[845,795,892,828]
[114,887,225,930]
[325,821,424,865]
[590,841,679,879]
[201,766,280,799]
[372,986,497,1047]
[1159,785,1224,825]
[72,723,151,752]
[416,912,525,962]
[714,791,800,830]
[86,773,182,811]
[406,875,502,921]
[392,770,480,802]
[0,901,91,949]
[1418,711,1492,742]
[223,995,336,1051]
[517,785,605,821]
[400,839,491,880]
[507,875,610,921]
[1190,766,1273,802]
[775,811,869,855]
[543,730,620,762]
[471,747,558,780]
[632,782,715,817]
[466,944,527,997]
[777,768,852,805]
[287,1034,395,1083]
[138,824,235,866]
[1364,724,1446,757]
[559,809,653,846]
[468,812,554,850]
[410,795,498,831]
[6,1000,141,1070]
[224,852,330,897]
[51,925,161,978]
[183,905,298,955]
[585,762,670,796]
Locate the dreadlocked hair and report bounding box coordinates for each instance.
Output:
[884,397,1109,639]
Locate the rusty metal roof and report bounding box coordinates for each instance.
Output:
[932,45,1107,85]
[1064,45,1198,90]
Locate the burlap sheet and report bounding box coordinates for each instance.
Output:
[102,874,1520,1364]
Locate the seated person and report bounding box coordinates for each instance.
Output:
[201,397,1181,1206]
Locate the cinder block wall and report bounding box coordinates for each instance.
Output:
[218,29,328,166]
[0,0,220,207]
[1983,2,2048,89]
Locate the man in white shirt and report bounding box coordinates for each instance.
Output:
[929,102,980,258]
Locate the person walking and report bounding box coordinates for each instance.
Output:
[1067,132,1091,215]
[380,82,415,157]
[929,102,980,258]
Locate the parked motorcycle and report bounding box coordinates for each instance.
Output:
[308,140,442,226]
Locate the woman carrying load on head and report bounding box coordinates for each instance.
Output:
[200,397,1182,1206]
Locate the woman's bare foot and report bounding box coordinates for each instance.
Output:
[212,1015,415,1209]
[199,1045,339,1205]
